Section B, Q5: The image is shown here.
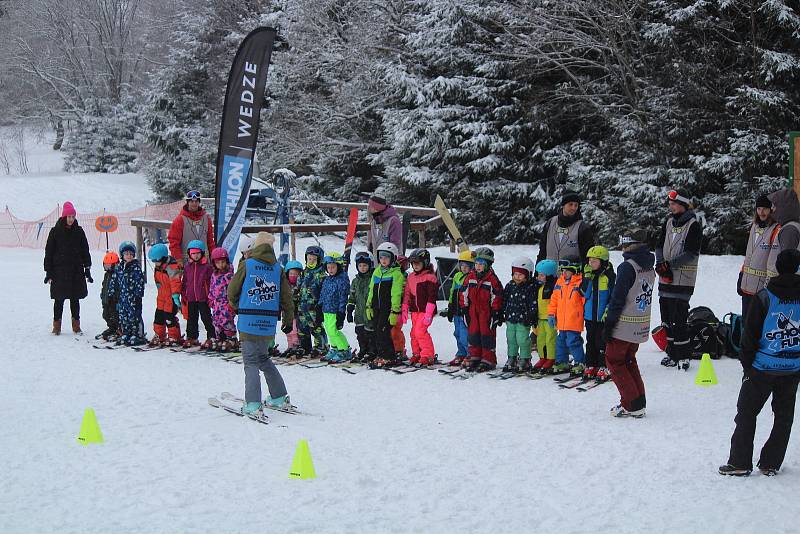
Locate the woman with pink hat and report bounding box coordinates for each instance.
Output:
[44,201,92,335]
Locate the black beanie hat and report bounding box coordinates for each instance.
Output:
[776,249,800,275]
[756,195,773,209]
[561,190,581,206]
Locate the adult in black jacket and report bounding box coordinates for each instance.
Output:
[720,249,800,477]
[44,202,92,334]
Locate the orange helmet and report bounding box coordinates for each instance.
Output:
[103,251,120,265]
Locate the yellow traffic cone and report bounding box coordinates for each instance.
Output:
[76,408,104,445]
[289,439,316,479]
[694,353,718,387]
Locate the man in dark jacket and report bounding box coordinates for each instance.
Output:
[655,189,702,370]
[720,249,800,476]
[536,190,595,266]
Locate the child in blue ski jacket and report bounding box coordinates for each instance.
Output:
[109,241,146,345]
[319,252,351,362]
[580,246,615,380]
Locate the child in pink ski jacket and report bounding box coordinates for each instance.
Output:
[402,249,439,366]
[208,247,237,351]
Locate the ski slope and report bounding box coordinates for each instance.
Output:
[3,239,799,534]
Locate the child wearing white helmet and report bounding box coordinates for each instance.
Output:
[501,257,538,372]
[365,242,406,367]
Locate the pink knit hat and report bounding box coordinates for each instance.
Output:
[61,201,76,218]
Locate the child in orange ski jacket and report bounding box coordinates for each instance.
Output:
[147,243,183,346]
[548,256,586,375]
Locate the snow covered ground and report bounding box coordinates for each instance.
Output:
[3,237,800,534]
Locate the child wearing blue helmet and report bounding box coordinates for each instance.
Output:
[108,241,146,345]
[533,259,558,372]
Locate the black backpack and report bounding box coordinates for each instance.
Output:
[687,306,722,359]
[718,312,743,359]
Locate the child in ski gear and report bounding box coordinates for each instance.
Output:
[533,259,558,372]
[459,247,504,372]
[502,257,538,373]
[604,229,655,418]
[549,255,586,375]
[182,239,214,348]
[365,242,406,367]
[403,248,439,366]
[227,232,295,414]
[655,189,702,370]
[297,245,328,356]
[109,241,146,345]
[445,250,474,366]
[580,246,616,379]
[209,247,237,351]
[98,251,120,340]
[720,249,800,476]
[283,260,304,355]
[147,243,183,347]
[347,251,376,361]
[391,254,409,358]
[319,252,351,362]
[740,194,780,320]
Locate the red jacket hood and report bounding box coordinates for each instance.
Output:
[181,204,208,221]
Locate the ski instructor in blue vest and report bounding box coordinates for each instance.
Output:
[228,232,295,415]
[720,248,800,477]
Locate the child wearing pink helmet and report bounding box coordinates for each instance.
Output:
[208,247,238,351]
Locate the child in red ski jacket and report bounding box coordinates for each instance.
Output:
[402,248,439,366]
[459,247,504,372]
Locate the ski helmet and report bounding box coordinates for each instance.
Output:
[148,243,169,262]
[186,239,205,254]
[323,251,344,265]
[458,250,475,264]
[558,255,581,273]
[376,241,399,263]
[473,247,495,266]
[305,245,324,262]
[355,251,374,269]
[535,259,558,277]
[103,251,120,265]
[511,256,535,277]
[285,260,303,272]
[586,245,609,262]
[119,241,136,256]
[210,247,229,262]
[408,248,431,269]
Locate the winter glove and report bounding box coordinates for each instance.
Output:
[400,304,409,326]
[366,307,374,321]
[547,315,556,330]
[44,274,51,284]
[582,265,595,280]
[446,301,456,321]
[314,307,324,327]
[490,311,503,330]
[172,294,181,309]
[84,267,93,283]
[336,311,345,330]
[423,302,436,327]
[655,261,673,281]
[389,311,399,327]
[281,321,293,334]
[346,304,355,324]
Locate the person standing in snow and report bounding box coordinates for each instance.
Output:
[227,232,295,415]
[319,252,351,363]
[536,190,595,266]
[655,189,702,370]
[167,190,215,266]
[459,247,504,372]
[766,187,800,280]
[44,201,92,335]
[720,249,800,477]
[367,195,404,255]
[580,246,615,380]
[402,248,440,366]
[501,257,538,373]
[739,195,780,319]
[604,229,655,418]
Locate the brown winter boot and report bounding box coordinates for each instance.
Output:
[72,318,82,333]
[52,320,61,335]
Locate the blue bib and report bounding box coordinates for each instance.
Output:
[754,289,800,374]
[237,258,281,336]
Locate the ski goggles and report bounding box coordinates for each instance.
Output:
[557,259,579,271]
[185,190,201,200]
[667,190,691,205]
[377,251,394,260]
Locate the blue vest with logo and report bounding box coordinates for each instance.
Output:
[754,289,800,374]
[237,258,282,336]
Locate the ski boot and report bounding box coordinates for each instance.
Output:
[570,363,586,376]
[660,356,673,367]
[678,359,690,371]
[149,335,166,348]
[242,401,263,415]
[758,466,779,477]
[321,347,336,362]
[551,362,571,374]
[538,359,555,374]
[265,395,292,411]
[502,357,518,373]
[533,358,547,371]
[583,366,598,379]
[448,356,465,367]
[328,348,352,364]
[269,344,283,358]
[127,335,148,347]
[595,367,611,382]
[718,464,751,476]
[116,335,128,346]
[610,404,645,418]
[409,355,421,365]
[200,338,215,350]
[418,355,436,367]
[183,338,200,349]
[96,328,114,341]
[476,361,495,373]
[516,359,533,373]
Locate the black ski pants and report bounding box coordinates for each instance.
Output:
[585,320,606,368]
[728,370,800,470]
[186,301,214,340]
[659,296,690,361]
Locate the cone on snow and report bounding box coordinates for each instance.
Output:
[694,353,718,387]
[76,408,104,445]
[289,439,316,479]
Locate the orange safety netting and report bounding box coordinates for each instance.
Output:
[0,201,185,252]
